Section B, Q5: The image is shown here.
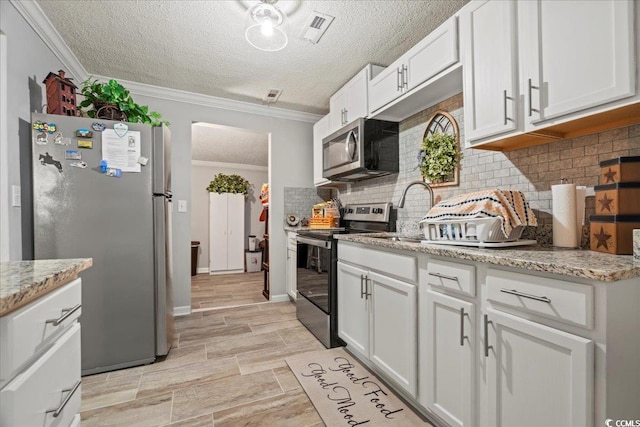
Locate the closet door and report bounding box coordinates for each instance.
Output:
[209,193,228,272]
[226,194,245,271]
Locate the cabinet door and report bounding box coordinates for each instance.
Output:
[405,16,458,91]
[345,68,369,124]
[485,308,593,427]
[521,0,634,125]
[209,193,228,272]
[337,261,369,358]
[369,65,403,113]
[313,114,331,186]
[460,0,519,143]
[369,272,417,397]
[329,87,347,133]
[420,290,475,427]
[226,194,245,271]
[286,232,297,300]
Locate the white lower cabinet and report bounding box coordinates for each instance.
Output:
[484,308,593,427]
[337,242,418,397]
[285,231,297,301]
[420,290,476,427]
[0,322,82,427]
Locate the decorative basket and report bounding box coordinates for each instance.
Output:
[95,102,127,121]
[419,217,524,243]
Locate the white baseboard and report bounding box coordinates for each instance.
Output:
[209,269,244,275]
[173,306,192,317]
[196,267,209,274]
[270,294,290,303]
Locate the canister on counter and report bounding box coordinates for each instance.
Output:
[589,215,640,255]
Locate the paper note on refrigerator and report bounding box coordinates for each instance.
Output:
[101,129,141,172]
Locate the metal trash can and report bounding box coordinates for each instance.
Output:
[191,241,200,276]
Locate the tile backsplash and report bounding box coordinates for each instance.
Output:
[337,93,640,245]
[283,187,333,225]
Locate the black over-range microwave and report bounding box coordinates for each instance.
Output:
[322,118,399,182]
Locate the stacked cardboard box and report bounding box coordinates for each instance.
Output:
[590,156,640,254]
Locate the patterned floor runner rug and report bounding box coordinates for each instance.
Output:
[286,347,432,426]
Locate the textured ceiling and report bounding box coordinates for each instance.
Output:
[191,122,268,166]
[35,0,466,115]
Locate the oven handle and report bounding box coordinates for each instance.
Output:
[296,236,332,249]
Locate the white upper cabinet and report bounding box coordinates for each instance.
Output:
[329,65,383,134]
[520,0,635,126]
[461,0,638,149]
[460,0,520,143]
[312,114,331,186]
[369,16,459,118]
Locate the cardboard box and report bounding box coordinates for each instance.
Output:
[599,156,640,184]
[594,182,640,215]
[590,215,640,255]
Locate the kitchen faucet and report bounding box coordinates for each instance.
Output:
[397,181,435,209]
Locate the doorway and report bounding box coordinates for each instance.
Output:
[189,122,269,311]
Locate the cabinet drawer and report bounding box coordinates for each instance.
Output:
[339,243,417,283]
[426,258,476,297]
[0,322,81,427]
[0,278,81,382]
[486,269,593,329]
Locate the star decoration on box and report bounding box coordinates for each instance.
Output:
[603,167,617,183]
[598,193,614,212]
[593,226,612,250]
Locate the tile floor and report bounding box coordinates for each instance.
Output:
[80,273,325,426]
[191,271,267,310]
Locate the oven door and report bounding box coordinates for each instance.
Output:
[295,236,333,314]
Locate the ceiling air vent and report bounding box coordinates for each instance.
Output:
[263,89,283,103]
[302,11,335,44]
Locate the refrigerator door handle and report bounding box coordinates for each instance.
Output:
[153,192,172,200]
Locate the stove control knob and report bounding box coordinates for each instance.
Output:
[347,208,354,214]
[373,208,384,214]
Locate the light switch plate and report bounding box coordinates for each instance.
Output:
[11,185,21,207]
[178,200,187,213]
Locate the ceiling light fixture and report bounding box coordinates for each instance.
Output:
[245,0,289,52]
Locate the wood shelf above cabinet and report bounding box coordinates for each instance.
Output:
[470,103,640,152]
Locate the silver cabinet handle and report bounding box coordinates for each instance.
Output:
[46,380,81,418]
[360,274,365,298]
[500,288,551,303]
[396,67,402,92]
[459,307,466,347]
[484,314,491,357]
[46,304,82,326]
[503,90,508,125]
[528,78,539,117]
[365,275,371,299]
[428,272,459,282]
[402,64,408,90]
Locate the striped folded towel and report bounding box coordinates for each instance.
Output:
[421,190,537,238]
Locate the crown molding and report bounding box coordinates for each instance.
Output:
[191,160,268,172]
[12,0,323,124]
[91,74,323,124]
[10,0,88,83]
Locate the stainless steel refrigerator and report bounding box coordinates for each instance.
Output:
[31,112,174,375]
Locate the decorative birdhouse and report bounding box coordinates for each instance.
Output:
[43,70,77,116]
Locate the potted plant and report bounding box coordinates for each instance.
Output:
[206,173,251,196]
[417,131,461,183]
[78,78,168,126]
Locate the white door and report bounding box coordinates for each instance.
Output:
[460,0,519,143]
[313,114,331,186]
[329,87,347,133]
[345,68,369,124]
[420,290,475,427]
[485,308,593,427]
[521,0,634,124]
[226,194,245,271]
[209,193,228,272]
[369,272,417,397]
[405,16,458,91]
[368,65,403,113]
[337,261,370,358]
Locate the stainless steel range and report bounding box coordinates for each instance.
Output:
[295,202,395,348]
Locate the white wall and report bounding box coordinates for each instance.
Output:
[0,1,68,260]
[191,161,268,272]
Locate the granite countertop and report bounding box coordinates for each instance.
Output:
[0,259,93,317]
[335,234,640,282]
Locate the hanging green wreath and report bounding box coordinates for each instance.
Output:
[206,174,251,196]
[417,132,461,183]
